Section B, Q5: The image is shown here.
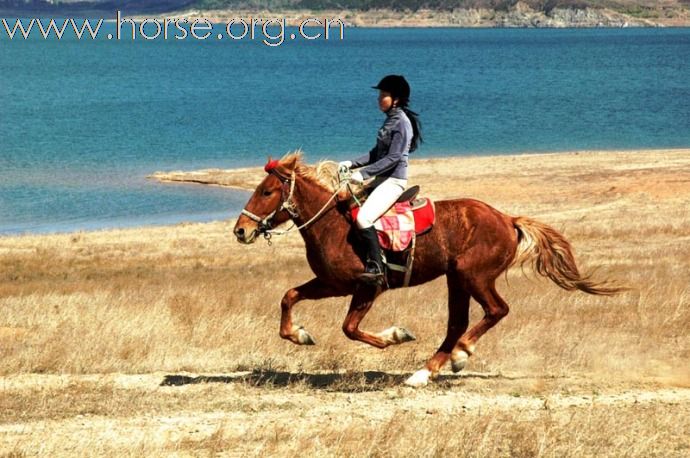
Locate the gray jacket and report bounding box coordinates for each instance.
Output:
[351,106,413,180]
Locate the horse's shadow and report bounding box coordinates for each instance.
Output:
[160,370,511,392]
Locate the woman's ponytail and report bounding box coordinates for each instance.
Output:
[399,102,422,153]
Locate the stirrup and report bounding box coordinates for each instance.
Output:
[358,260,385,285]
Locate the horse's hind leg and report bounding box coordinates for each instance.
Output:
[452,279,509,366]
[342,285,414,348]
[405,273,470,387]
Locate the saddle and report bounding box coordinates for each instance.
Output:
[347,185,436,288]
[349,185,436,243]
[397,185,420,204]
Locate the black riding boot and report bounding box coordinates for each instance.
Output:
[357,225,385,285]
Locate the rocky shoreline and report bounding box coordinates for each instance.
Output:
[3,1,688,27]
[143,3,689,28]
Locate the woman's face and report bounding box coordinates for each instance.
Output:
[377,90,398,112]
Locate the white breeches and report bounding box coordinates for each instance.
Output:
[356,176,407,229]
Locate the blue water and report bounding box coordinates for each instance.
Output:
[1,24,689,235]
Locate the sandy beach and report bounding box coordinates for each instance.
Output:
[1,148,689,456]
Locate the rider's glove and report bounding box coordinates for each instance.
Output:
[338,160,352,173]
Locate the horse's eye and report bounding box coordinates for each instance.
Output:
[262,189,272,197]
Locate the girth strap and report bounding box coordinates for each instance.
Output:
[382,231,417,288]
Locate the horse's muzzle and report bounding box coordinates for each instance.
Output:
[233,226,258,244]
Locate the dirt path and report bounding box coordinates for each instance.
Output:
[2,371,688,455]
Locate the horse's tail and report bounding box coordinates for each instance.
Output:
[511,216,625,296]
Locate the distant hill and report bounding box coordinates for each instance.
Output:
[2,0,689,13]
[1,0,688,26]
[192,0,687,12]
[0,1,195,15]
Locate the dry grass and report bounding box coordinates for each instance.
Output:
[1,148,689,456]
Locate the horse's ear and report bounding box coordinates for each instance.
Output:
[282,154,299,172]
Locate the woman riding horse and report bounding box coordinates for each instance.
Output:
[233,149,623,386]
[339,74,422,286]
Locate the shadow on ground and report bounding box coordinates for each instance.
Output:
[160,370,521,392]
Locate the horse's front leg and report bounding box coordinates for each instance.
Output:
[280,278,341,345]
[341,285,416,348]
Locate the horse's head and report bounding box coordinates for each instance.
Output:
[233,154,300,244]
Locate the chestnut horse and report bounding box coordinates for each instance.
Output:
[233,151,621,387]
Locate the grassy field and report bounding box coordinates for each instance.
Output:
[1,149,689,456]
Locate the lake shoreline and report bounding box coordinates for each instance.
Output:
[2,147,688,238]
[3,1,689,27]
[148,147,690,191]
[122,6,690,28]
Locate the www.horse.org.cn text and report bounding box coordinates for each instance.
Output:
[0,10,346,46]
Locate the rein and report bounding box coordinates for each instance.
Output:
[241,169,348,244]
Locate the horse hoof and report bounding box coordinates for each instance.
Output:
[294,326,316,345]
[378,326,416,345]
[451,350,469,373]
[404,369,431,387]
[395,327,417,343]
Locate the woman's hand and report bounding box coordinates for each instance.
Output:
[338,160,352,173]
[337,160,363,183]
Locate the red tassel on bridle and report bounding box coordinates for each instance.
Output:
[264,157,290,182]
[264,159,280,173]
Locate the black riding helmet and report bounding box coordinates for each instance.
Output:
[371,75,410,102]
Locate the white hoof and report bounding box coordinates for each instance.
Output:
[450,350,469,373]
[293,326,316,345]
[377,326,416,345]
[404,369,431,387]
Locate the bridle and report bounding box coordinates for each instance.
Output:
[240,161,348,244]
[240,165,298,241]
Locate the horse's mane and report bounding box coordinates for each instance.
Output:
[278,149,366,198]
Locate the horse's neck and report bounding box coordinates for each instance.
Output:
[292,176,347,245]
